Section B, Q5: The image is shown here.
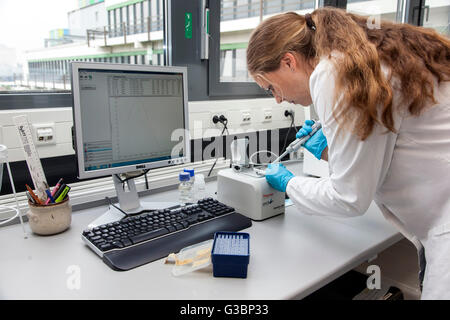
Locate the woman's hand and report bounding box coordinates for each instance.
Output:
[265,163,295,192]
[296,120,328,160]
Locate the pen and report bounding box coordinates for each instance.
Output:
[45,178,63,205]
[26,191,37,205]
[52,183,67,201]
[45,189,55,203]
[25,184,43,205]
[55,185,71,203]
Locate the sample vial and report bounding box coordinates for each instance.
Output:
[183,168,195,202]
[178,172,192,206]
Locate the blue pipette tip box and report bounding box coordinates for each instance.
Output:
[211,231,250,278]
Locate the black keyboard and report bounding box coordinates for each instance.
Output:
[82,198,252,271]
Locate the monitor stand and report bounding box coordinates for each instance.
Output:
[87,173,179,229]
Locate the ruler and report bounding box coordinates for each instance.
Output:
[13,115,48,201]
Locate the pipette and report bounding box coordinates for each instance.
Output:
[273,121,322,163]
[253,121,322,176]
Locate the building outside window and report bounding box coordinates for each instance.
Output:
[219,0,449,83]
[0,0,448,93]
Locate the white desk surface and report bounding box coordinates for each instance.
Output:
[0,163,402,300]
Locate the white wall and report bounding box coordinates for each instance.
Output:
[0,98,305,163]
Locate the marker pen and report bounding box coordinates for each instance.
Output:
[52,183,67,201]
[45,189,55,203]
[55,185,71,203]
[45,178,63,205]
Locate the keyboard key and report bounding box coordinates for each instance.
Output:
[122,238,132,246]
[112,241,124,248]
[166,225,176,232]
[180,221,189,228]
[100,243,114,251]
[130,228,169,244]
[173,222,185,231]
[93,239,106,245]
[187,217,199,224]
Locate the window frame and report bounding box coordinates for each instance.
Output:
[207,0,267,98]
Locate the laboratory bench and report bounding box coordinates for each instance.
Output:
[0,163,403,299]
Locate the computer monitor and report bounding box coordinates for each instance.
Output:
[71,62,190,215]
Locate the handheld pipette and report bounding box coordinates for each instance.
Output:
[272,121,322,163]
[254,121,322,176]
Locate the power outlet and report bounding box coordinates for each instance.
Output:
[32,123,56,145]
[240,110,251,124]
[284,109,295,120]
[263,109,272,122]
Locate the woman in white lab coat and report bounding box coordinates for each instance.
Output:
[246,7,450,299]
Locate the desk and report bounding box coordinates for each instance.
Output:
[0,163,402,299]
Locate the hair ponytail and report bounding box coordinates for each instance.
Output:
[312,8,394,139]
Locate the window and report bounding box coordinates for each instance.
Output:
[346,0,401,23]
[218,0,316,84]
[0,0,165,95]
[422,0,449,36]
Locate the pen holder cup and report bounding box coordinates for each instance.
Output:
[27,197,72,235]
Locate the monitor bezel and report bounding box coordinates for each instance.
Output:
[71,62,190,180]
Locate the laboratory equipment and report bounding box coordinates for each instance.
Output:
[211,232,250,278]
[217,121,321,220]
[229,138,249,171]
[81,197,251,271]
[217,138,285,221]
[193,173,206,201]
[217,168,285,221]
[179,172,192,205]
[183,168,195,201]
[272,121,322,163]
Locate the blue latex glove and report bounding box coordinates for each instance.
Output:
[296,119,315,138]
[296,120,328,160]
[265,163,295,192]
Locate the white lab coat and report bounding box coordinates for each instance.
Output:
[286,56,450,299]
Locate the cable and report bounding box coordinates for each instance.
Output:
[114,169,150,192]
[145,172,149,190]
[207,119,229,177]
[105,196,155,219]
[0,205,21,225]
[281,116,295,156]
[105,196,129,217]
[114,169,150,184]
[284,110,298,131]
[249,150,278,165]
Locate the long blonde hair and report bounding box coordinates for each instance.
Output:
[247,8,450,140]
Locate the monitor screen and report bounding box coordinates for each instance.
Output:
[71,63,190,179]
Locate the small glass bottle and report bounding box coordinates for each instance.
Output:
[178,172,192,206]
[183,168,195,202]
[193,173,206,201]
